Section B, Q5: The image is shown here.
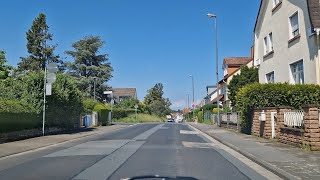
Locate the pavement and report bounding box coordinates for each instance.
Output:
[0,125,127,158]
[0,122,282,180]
[189,122,320,180]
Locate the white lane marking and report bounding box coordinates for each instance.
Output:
[44,140,131,157]
[133,124,164,140]
[182,141,216,149]
[188,124,282,180]
[72,141,145,180]
[180,130,199,135]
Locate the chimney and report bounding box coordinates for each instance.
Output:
[250,46,254,60]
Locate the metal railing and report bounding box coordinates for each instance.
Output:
[284,111,304,127]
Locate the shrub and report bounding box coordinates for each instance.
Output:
[112,108,129,119]
[0,72,84,130]
[201,104,219,111]
[212,108,223,114]
[0,100,40,133]
[197,111,203,123]
[236,83,320,134]
[83,99,99,114]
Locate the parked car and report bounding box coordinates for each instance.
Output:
[167,118,174,123]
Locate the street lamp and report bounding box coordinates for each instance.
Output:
[189,75,195,119]
[207,13,220,126]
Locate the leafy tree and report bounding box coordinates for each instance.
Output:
[144,83,164,105]
[228,66,258,107]
[114,97,139,109]
[18,13,63,71]
[144,83,172,116]
[0,50,12,79]
[65,36,113,101]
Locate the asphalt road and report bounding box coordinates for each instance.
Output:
[0,123,278,180]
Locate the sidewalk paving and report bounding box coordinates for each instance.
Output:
[0,125,127,159]
[189,122,320,180]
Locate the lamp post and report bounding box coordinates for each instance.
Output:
[189,75,195,119]
[207,13,220,126]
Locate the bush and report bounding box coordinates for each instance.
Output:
[212,108,223,114]
[201,104,219,111]
[0,100,40,133]
[197,111,203,123]
[0,72,84,130]
[112,108,129,119]
[236,83,320,134]
[83,99,99,114]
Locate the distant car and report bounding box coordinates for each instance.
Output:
[167,118,174,123]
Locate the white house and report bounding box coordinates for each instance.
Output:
[254,0,320,84]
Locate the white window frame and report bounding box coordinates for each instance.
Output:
[289,12,300,39]
[273,0,281,8]
[263,33,273,55]
[290,60,304,84]
[266,71,275,83]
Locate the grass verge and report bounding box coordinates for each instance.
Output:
[113,113,166,123]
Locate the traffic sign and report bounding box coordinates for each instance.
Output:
[47,62,58,73]
[46,73,56,83]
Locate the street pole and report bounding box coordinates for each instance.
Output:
[93,78,96,101]
[42,66,47,136]
[187,94,190,120]
[208,13,220,126]
[215,16,220,127]
[189,75,195,119]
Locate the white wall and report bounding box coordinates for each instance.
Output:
[255,0,318,84]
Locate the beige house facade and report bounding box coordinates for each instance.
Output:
[254,0,320,84]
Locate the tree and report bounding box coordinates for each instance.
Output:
[18,13,63,71]
[114,97,139,109]
[65,36,113,101]
[228,66,258,107]
[144,83,164,105]
[144,83,172,116]
[0,50,12,79]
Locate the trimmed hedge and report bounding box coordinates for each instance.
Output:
[236,83,320,134]
[0,100,40,133]
[197,111,203,123]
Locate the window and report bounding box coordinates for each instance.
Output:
[263,33,273,55]
[266,71,275,83]
[273,0,281,8]
[289,12,299,38]
[290,60,304,84]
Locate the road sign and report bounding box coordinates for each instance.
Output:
[47,62,58,73]
[45,83,52,95]
[134,104,138,109]
[46,73,56,83]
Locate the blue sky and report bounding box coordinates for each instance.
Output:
[0,0,260,110]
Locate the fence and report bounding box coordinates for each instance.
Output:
[220,112,241,131]
[284,111,304,128]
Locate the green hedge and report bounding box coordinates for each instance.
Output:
[197,111,203,123]
[0,100,40,133]
[236,83,320,134]
[0,72,84,130]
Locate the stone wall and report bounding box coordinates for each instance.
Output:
[251,106,320,150]
[303,106,320,151]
